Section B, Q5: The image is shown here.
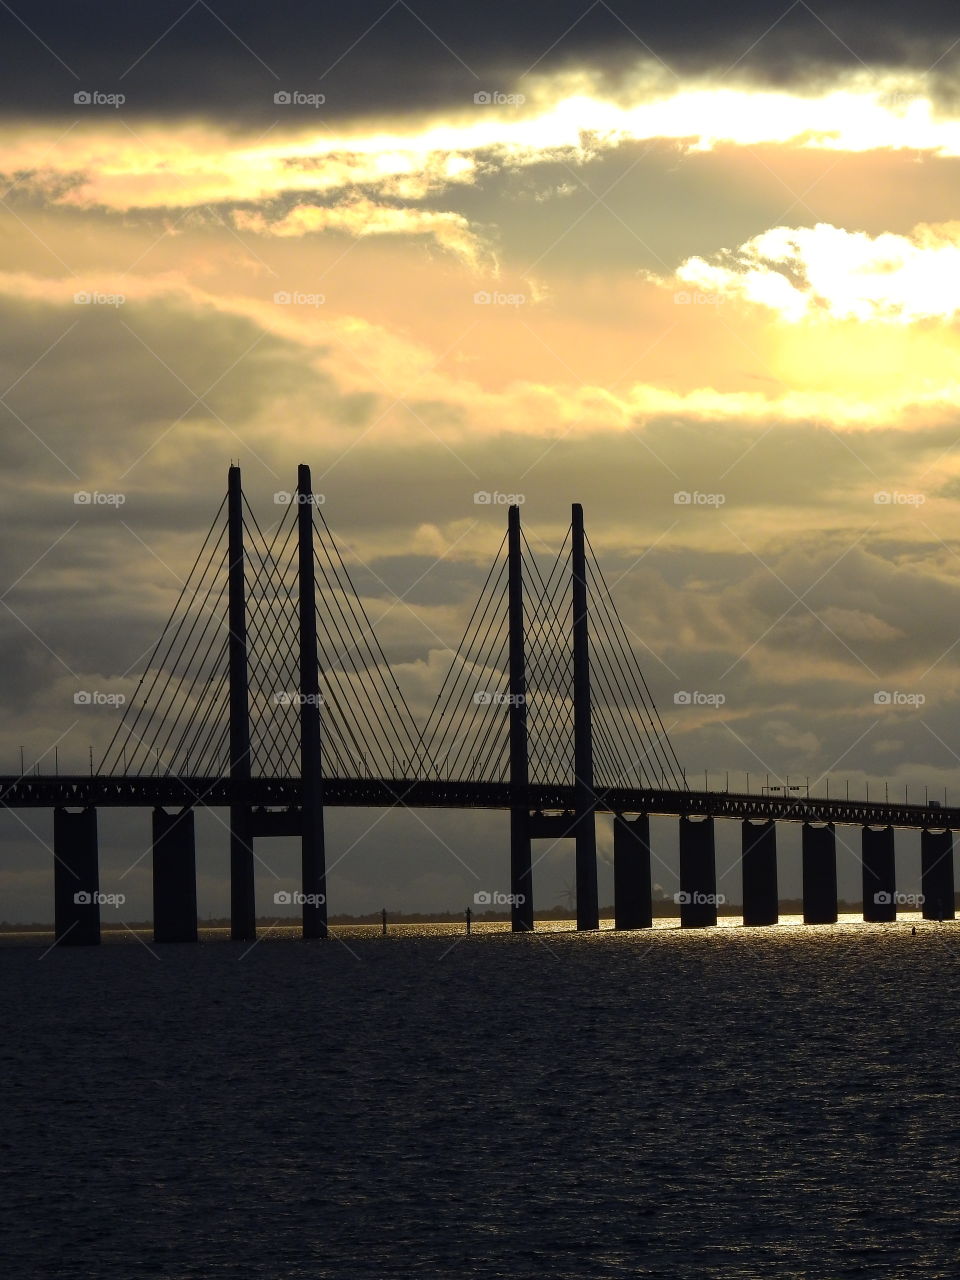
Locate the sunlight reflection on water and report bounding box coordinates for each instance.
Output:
[3,915,958,1278]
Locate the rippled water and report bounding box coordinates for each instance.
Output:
[3,918,959,1278]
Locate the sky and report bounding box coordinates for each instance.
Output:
[3,0,960,923]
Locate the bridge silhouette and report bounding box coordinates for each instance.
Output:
[3,464,956,943]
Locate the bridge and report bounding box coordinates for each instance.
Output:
[2,464,955,942]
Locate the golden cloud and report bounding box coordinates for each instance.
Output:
[5,67,960,220]
[232,199,489,268]
[658,222,960,323]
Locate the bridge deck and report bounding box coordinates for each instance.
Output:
[0,777,953,830]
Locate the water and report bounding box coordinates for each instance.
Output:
[3,918,959,1278]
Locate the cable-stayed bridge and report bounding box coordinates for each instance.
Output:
[1,464,956,943]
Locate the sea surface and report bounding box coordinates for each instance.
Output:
[3,916,959,1279]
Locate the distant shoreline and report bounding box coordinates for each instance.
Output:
[3,899,948,934]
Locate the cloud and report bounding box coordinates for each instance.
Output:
[10,70,960,221]
[233,198,489,268]
[661,221,960,323]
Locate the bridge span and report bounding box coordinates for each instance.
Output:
[3,463,955,943]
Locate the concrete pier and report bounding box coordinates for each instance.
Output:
[613,814,652,929]
[921,828,955,921]
[861,826,896,923]
[741,819,778,926]
[679,815,717,928]
[53,807,100,945]
[152,807,198,943]
[802,822,837,924]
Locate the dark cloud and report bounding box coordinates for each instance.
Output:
[1,2,959,120]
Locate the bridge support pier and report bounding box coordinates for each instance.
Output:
[613,814,652,929]
[802,822,837,924]
[679,815,717,927]
[862,826,896,922]
[152,808,198,943]
[53,807,100,945]
[510,810,534,931]
[921,828,955,921]
[741,819,778,926]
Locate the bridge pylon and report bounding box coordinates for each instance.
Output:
[508,504,533,931]
[571,503,599,930]
[228,464,256,941]
[297,463,327,939]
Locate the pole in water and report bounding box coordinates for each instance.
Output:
[465,907,472,935]
[381,907,387,936]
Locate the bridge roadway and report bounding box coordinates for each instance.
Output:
[0,776,954,830]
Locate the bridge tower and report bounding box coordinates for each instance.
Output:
[571,503,599,930]
[297,463,328,939]
[507,504,533,931]
[228,464,256,941]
